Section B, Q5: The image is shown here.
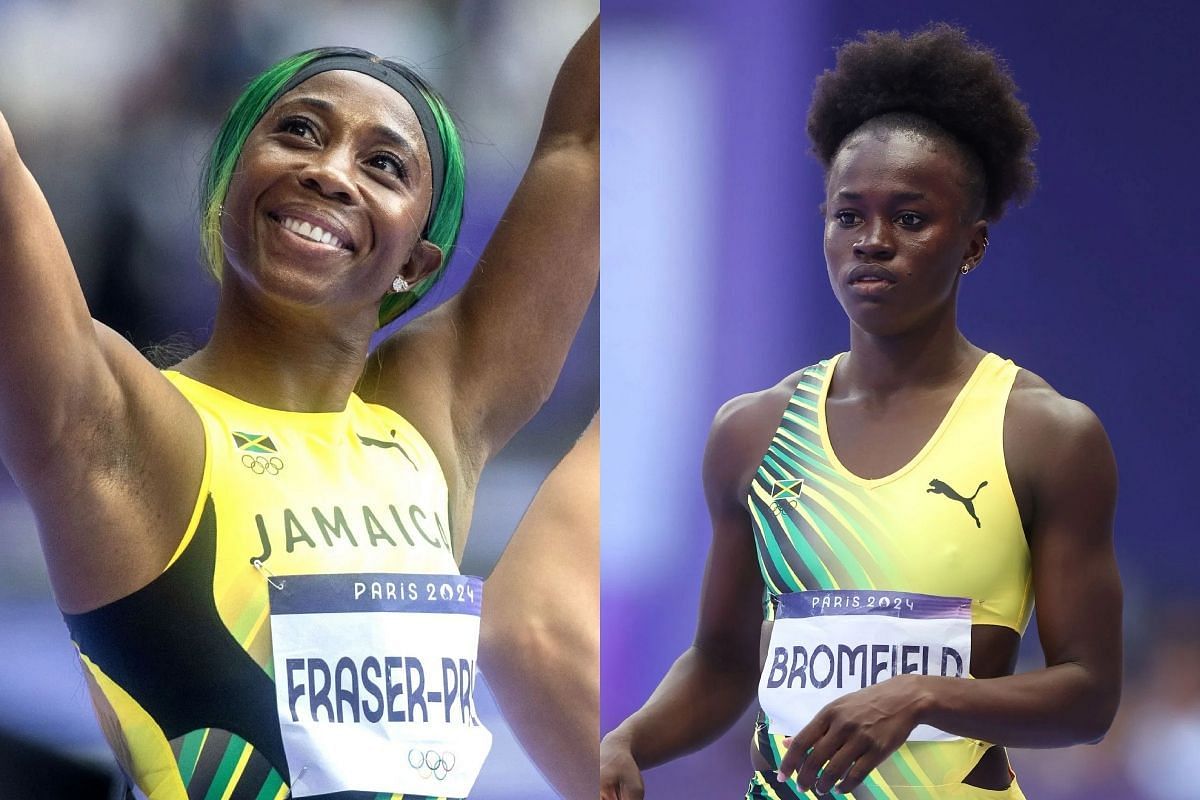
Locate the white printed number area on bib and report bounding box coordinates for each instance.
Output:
[758,590,971,742]
[269,573,492,798]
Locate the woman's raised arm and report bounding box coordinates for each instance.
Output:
[0,110,202,611]
[0,110,119,482]
[371,18,599,468]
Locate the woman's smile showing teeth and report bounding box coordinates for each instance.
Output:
[270,213,352,251]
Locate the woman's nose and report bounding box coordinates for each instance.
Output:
[853,218,894,260]
[298,148,357,204]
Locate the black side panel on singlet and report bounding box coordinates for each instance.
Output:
[64,499,446,800]
[63,496,288,776]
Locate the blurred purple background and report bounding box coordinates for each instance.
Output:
[601,2,1200,798]
[0,1,596,798]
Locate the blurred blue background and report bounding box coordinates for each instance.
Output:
[601,1,1200,798]
[0,1,596,798]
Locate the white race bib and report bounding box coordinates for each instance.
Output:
[758,590,971,742]
[268,572,492,798]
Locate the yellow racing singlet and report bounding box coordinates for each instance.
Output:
[745,353,1032,800]
[64,372,469,800]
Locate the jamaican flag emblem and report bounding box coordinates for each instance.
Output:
[769,478,803,517]
[233,431,278,454]
[771,479,804,500]
[234,432,284,475]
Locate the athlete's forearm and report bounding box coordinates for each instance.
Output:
[537,16,598,150]
[916,661,1119,747]
[605,645,759,770]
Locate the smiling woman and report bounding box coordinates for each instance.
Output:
[199,48,465,327]
[0,16,596,800]
[213,68,445,334]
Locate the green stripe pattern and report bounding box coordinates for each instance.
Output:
[172,728,450,799]
[746,361,991,799]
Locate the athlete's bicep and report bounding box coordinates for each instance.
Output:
[693,400,769,669]
[479,415,597,800]
[1027,400,1122,734]
[0,120,120,482]
[445,22,598,459]
[28,323,205,612]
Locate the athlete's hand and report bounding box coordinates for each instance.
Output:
[776,674,930,795]
[599,734,645,800]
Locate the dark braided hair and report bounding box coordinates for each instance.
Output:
[808,24,1037,221]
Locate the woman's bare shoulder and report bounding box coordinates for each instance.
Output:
[1005,366,1115,525]
[705,368,809,507]
[1008,367,1109,444]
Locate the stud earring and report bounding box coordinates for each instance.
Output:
[391,275,411,293]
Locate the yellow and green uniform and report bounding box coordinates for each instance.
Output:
[746,353,1032,800]
[65,372,464,800]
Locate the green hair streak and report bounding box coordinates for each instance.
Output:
[198,49,466,329]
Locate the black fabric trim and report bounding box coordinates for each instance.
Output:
[64,495,288,777]
[66,496,457,799]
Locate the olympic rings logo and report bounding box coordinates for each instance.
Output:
[241,453,284,475]
[408,748,456,781]
[770,498,800,517]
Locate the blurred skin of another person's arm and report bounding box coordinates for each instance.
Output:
[481,414,598,800]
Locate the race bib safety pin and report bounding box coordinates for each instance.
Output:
[251,558,286,590]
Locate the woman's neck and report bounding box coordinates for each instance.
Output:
[175,287,377,413]
[840,307,981,399]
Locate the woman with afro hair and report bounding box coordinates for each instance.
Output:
[602,24,1120,800]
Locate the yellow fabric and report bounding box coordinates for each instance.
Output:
[75,372,461,799]
[746,353,1032,797]
[811,352,1032,632]
[747,769,1028,799]
[163,370,460,669]
[79,652,188,799]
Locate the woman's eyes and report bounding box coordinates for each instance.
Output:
[278,116,317,139]
[367,152,409,181]
[832,211,925,227]
[274,116,409,184]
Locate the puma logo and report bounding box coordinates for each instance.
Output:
[927,479,988,528]
[357,430,417,470]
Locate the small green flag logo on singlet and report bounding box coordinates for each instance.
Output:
[232,431,278,454]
